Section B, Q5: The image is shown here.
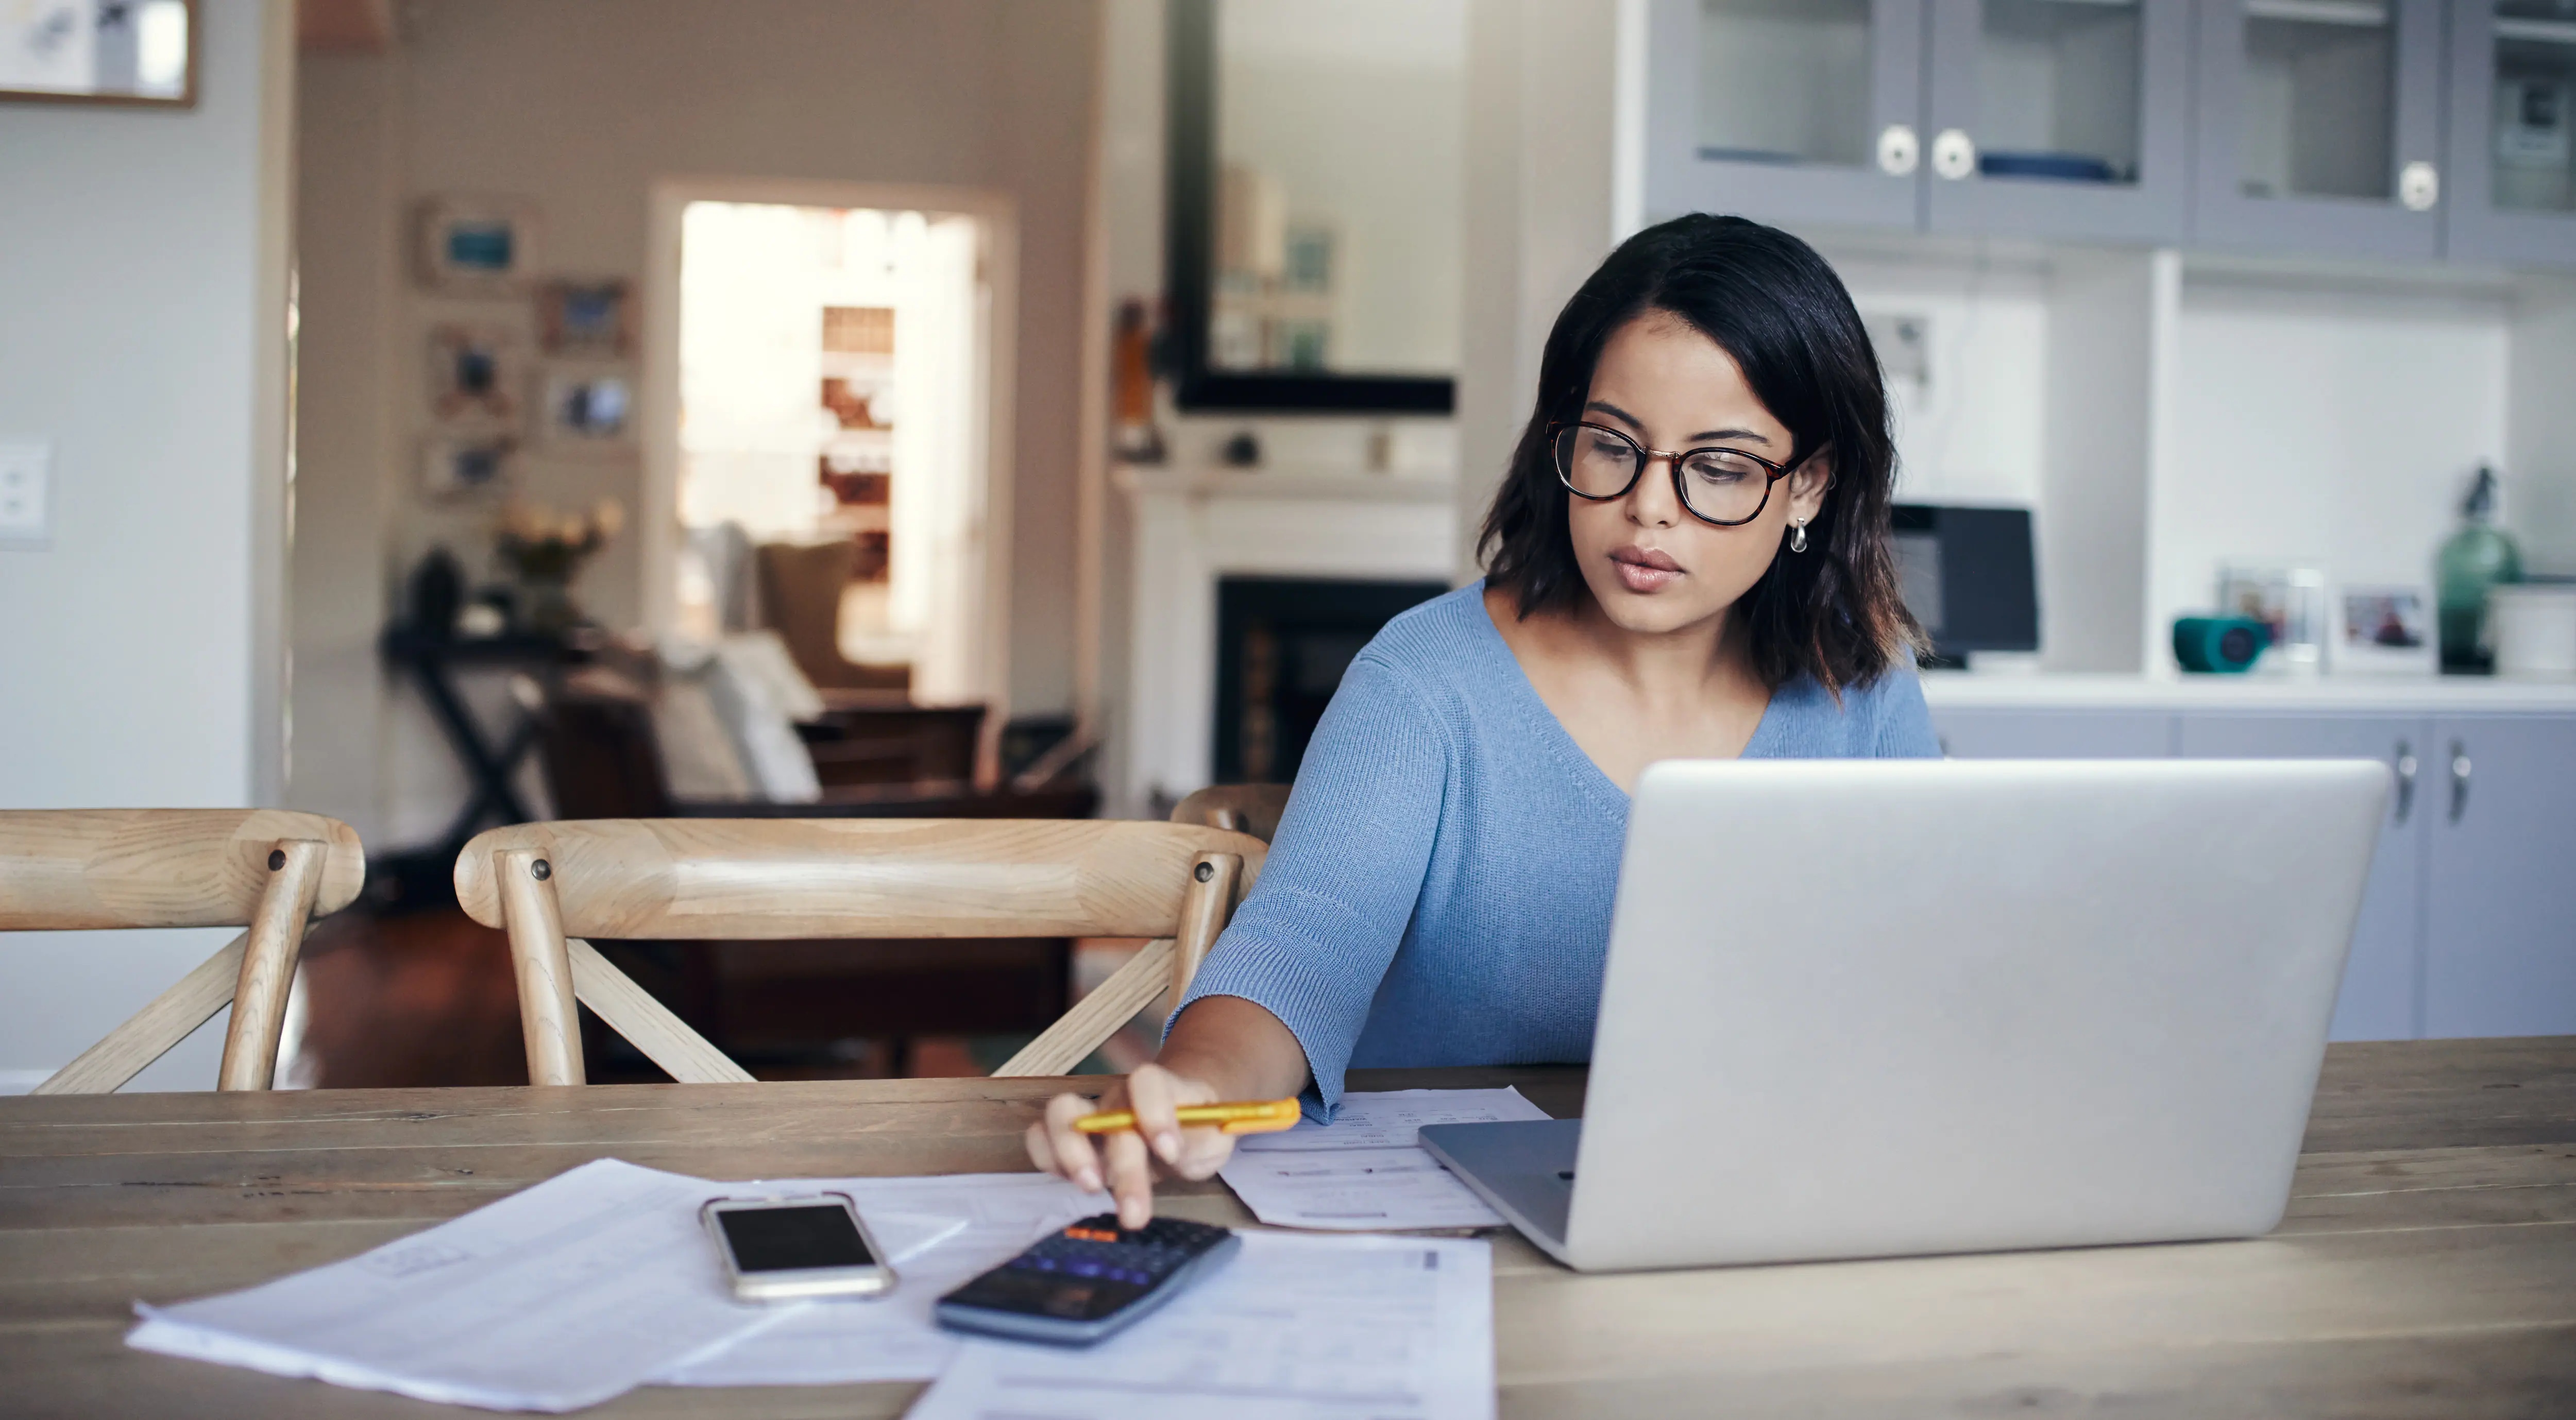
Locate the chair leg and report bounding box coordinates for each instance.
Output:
[495,846,586,1086]
[217,839,329,1091]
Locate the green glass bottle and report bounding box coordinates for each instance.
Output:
[2437,466,2523,674]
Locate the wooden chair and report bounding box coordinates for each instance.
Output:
[452,818,1267,1085]
[4,810,366,1093]
[1170,783,1291,843]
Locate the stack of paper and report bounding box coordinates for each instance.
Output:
[909,1230,1495,1420]
[1217,1087,1554,1231]
[126,1093,1533,1411]
[126,1158,1096,1411]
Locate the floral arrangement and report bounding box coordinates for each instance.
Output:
[493,498,624,632]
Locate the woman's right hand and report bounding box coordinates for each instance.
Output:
[1026,1063,1239,1229]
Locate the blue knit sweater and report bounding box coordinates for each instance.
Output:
[1174,581,1941,1116]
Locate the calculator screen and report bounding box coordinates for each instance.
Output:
[946,1263,1147,1320]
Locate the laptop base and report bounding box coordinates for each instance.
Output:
[1417,1118,1582,1264]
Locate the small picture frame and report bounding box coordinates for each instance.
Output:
[418,434,515,501]
[2217,565,2328,675]
[417,197,541,294]
[427,325,526,428]
[2333,585,2437,676]
[0,0,197,108]
[538,279,632,355]
[538,363,635,452]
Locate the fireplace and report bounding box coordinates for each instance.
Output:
[1118,464,1460,813]
[1213,577,1448,783]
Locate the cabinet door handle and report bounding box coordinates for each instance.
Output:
[2399,160,2439,212]
[2447,740,2471,824]
[1876,124,1919,177]
[1931,128,1977,181]
[2392,741,2416,824]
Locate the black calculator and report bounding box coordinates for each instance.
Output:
[934,1213,1241,1346]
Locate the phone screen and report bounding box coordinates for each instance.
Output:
[717,1204,875,1273]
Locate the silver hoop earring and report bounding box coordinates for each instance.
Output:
[1789,520,1808,554]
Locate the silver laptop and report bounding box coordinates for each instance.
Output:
[1418,758,2388,1273]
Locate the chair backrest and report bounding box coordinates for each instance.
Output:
[2,810,366,1093]
[755,540,908,693]
[1170,783,1291,843]
[453,818,1267,1085]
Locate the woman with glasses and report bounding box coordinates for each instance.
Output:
[1030,214,1936,1225]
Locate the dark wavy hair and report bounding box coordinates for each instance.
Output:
[1477,214,1920,693]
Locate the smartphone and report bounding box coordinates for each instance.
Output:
[700,1192,894,1302]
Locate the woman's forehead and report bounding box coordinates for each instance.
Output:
[1588,313,1783,440]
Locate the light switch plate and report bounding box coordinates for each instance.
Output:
[0,440,52,545]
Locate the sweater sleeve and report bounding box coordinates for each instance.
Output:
[1872,666,1944,758]
[1170,652,1450,1117]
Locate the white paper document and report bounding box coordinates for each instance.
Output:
[1219,1087,1553,1230]
[126,1158,773,1412]
[125,1158,1101,1410]
[906,1230,1496,1420]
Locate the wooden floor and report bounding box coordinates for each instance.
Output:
[3,1039,2571,1417]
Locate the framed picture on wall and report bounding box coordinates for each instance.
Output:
[537,362,635,453]
[1,0,196,108]
[427,324,526,429]
[539,279,632,355]
[418,434,515,501]
[417,197,543,295]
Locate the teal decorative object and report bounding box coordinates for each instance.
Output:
[2174,617,2268,673]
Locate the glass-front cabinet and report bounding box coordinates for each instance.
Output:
[1645,0,1927,232]
[2190,0,2448,260]
[2447,1,2576,267]
[1646,0,2188,243]
[1923,0,2192,240]
[1647,0,2576,268]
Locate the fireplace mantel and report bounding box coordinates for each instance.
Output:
[1120,465,1459,812]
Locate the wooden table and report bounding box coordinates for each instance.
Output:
[5,1039,2573,1417]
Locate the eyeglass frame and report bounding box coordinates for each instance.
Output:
[1545,420,1804,529]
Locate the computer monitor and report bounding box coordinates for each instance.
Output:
[1889,504,2038,664]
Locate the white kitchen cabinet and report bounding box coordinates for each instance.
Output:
[2177,713,2429,1041]
[1928,707,2176,758]
[2424,714,2576,1037]
[1925,692,2576,1042]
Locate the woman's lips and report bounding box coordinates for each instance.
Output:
[1610,546,1682,593]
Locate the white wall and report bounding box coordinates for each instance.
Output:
[1817,241,2051,510]
[287,50,400,842]
[2508,277,2576,576]
[295,0,1099,847]
[2149,271,2514,661]
[1455,0,1623,577]
[0,0,295,1090]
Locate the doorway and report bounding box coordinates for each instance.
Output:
[645,180,1014,710]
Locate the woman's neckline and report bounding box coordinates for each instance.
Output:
[1464,579,1785,803]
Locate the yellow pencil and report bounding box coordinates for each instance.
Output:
[1072,1098,1302,1135]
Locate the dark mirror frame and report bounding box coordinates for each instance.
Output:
[1165,0,1456,414]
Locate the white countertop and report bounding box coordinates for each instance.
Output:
[1920,672,2576,713]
